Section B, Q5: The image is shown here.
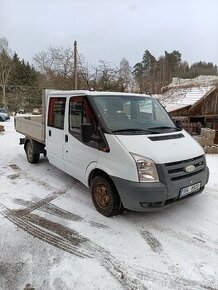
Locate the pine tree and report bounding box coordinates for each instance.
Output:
[189,61,217,77]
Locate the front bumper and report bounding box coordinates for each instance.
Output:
[111,165,209,212]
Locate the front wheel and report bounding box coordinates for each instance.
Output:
[25,141,40,164]
[91,176,121,217]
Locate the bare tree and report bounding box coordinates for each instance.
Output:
[33,46,74,89]
[94,60,120,91]
[118,58,134,92]
[7,86,41,113]
[76,54,94,89]
[34,46,135,92]
[0,37,12,106]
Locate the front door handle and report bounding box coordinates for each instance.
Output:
[65,134,68,142]
[49,130,51,137]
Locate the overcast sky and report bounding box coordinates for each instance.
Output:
[0,0,218,68]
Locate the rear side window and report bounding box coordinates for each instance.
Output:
[48,97,66,129]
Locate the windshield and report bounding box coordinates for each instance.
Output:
[92,95,180,134]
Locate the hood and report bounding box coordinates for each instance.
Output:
[115,130,204,164]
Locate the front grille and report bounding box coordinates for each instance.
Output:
[165,155,205,181]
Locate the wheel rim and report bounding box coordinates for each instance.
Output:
[95,184,110,208]
[27,144,33,161]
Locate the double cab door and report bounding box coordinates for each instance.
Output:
[46,94,99,184]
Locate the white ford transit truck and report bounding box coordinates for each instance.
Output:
[15,90,209,216]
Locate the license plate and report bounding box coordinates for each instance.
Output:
[180,182,201,198]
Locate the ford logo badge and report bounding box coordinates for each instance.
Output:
[184,165,195,173]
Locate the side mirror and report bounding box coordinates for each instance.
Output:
[81,124,92,143]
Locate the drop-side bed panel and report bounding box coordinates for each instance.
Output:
[14,115,45,144]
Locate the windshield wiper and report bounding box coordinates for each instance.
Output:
[148,126,181,131]
[112,128,156,134]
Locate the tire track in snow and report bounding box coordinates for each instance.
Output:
[3,164,217,289]
[139,228,182,278]
[13,197,82,222]
[133,266,218,290]
[5,211,89,259]
[124,215,218,289]
[140,230,163,253]
[12,197,109,229]
[6,163,76,193]
[13,191,69,216]
[147,222,218,254]
[0,205,147,290]
[2,204,216,290]
[128,214,218,256]
[159,207,218,247]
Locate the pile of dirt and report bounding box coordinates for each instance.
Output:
[0,124,5,132]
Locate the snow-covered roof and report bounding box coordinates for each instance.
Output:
[159,86,215,109]
[159,75,218,112]
[164,103,190,112]
[167,75,218,88]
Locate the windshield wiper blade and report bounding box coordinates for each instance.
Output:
[148,126,181,131]
[112,128,144,132]
[112,128,156,134]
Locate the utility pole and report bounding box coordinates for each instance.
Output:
[74,40,78,90]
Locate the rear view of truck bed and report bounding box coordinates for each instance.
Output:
[14,115,45,144]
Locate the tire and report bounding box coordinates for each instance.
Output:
[25,141,40,164]
[91,176,121,217]
[0,116,3,121]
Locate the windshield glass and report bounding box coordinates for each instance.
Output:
[92,95,179,134]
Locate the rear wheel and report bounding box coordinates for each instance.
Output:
[25,141,40,164]
[91,176,121,217]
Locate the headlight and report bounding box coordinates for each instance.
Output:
[131,153,159,182]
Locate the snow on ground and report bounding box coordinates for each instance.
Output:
[0,119,218,290]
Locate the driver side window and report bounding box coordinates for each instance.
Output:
[69,96,97,140]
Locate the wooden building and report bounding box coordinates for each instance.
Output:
[158,76,218,143]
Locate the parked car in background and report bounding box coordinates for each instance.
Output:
[0,107,10,121]
[17,108,25,114]
[32,107,42,115]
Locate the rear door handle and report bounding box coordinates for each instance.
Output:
[65,134,68,142]
[49,130,51,137]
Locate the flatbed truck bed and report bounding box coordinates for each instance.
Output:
[14,115,45,144]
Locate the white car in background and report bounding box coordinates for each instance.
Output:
[0,108,10,121]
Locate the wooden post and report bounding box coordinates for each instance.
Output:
[74,41,78,90]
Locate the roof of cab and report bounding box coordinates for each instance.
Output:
[46,89,152,98]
